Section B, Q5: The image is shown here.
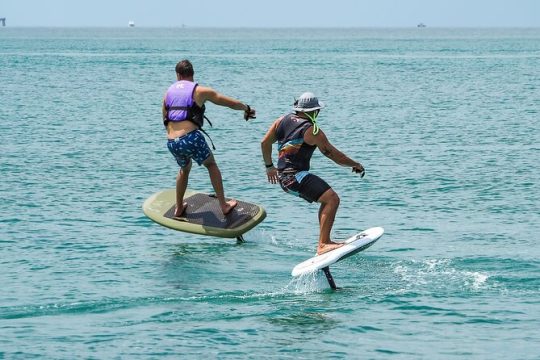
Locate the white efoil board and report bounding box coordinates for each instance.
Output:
[291,227,384,277]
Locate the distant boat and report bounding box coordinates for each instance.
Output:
[0,18,6,27]
[128,20,135,27]
[417,23,426,28]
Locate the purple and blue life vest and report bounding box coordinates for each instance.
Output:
[164,80,207,128]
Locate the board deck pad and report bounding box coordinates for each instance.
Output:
[163,193,261,229]
[143,189,266,238]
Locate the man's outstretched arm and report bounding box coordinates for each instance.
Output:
[305,128,364,173]
[197,86,255,118]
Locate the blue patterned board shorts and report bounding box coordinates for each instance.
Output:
[167,130,211,168]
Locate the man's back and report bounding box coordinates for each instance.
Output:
[276,114,316,172]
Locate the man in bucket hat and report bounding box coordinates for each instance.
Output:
[261,92,365,255]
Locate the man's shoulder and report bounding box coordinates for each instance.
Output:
[281,113,299,122]
[304,126,327,145]
[194,84,211,92]
[194,84,216,98]
[275,114,290,127]
[166,81,178,90]
[192,84,213,104]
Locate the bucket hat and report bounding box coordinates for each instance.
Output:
[293,92,325,112]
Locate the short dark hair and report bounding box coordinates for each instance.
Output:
[175,59,194,77]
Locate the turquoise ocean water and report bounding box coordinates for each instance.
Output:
[1,27,539,358]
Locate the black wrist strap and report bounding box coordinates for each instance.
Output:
[244,105,251,121]
[265,163,274,168]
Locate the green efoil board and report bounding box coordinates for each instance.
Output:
[143,189,266,238]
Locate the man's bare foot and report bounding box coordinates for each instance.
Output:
[173,202,188,218]
[221,199,238,215]
[317,241,344,255]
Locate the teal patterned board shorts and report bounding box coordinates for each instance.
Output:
[167,130,211,168]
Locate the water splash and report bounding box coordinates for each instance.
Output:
[283,271,330,294]
[393,258,492,292]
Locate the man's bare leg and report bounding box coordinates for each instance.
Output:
[202,154,237,214]
[316,188,343,255]
[174,161,191,217]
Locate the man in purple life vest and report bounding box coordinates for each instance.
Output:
[261,92,364,255]
[163,59,256,217]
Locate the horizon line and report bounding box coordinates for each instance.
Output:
[2,25,540,29]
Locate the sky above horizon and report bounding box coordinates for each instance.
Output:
[1,0,539,28]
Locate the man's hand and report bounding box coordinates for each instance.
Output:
[244,105,256,121]
[266,166,278,184]
[352,163,365,178]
